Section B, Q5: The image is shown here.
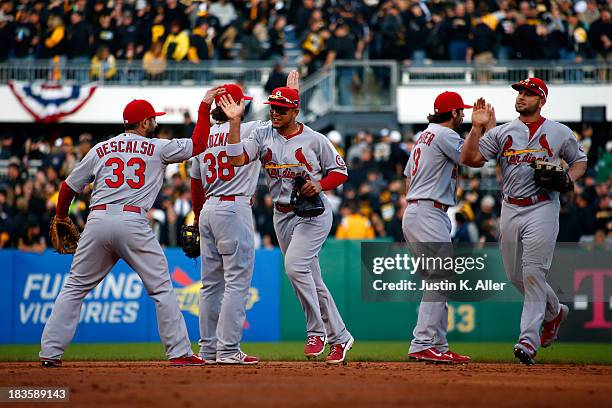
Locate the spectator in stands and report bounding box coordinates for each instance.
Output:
[405,2,431,65]
[295,0,315,39]
[467,12,496,81]
[335,203,375,240]
[42,13,65,59]
[323,19,360,106]
[90,45,117,80]
[143,41,167,81]
[264,62,288,95]
[265,14,287,60]
[0,1,14,60]
[67,11,94,81]
[77,133,93,160]
[240,20,265,60]
[17,216,46,253]
[588,9,611,80]
[190,17,215,61]
[163,20,190,62]
[11,7,39,61]
[95,14,117,56]
[445,2,471,61]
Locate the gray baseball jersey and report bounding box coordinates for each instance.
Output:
[66,133,196,208]
[404,124,464,206]
[242,123,348,204]
[401,123,461,355]
[41,132,201,362]
[190,121,263,197]
[189,120,263,361]
[478,117,586,355]
[478,118,586,198]
[242,122,351,346]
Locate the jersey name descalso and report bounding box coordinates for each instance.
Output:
[96,140,155,158]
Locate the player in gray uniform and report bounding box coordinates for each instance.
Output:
[39,91,222,367]
[189,75,301,365]
[403,91,473,364]
[461,78,587,365]
[219,86,354,364]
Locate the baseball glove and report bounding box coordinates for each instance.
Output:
[50,216,80,254]
[180,225,200,259]
[290,175,325,218]
[531,160,574,193]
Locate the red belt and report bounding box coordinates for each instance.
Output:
[275,203,293,213]
[90,204,142,213]
[407,200,449,212]
[219,196,236,201]
[505,193,550,207]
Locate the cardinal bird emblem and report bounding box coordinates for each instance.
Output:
[263,148,273,164]
[502,135,514,156]
[539,134,553,157]
[294,148,313,172]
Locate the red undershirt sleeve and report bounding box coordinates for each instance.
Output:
[320,171,347,191]
[56,181,77,219]
[190,177,205,223]
[191,101,211,156]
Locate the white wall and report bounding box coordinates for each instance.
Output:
[0,85,267,124]
[397,84,612,124]
[1,83,610,124]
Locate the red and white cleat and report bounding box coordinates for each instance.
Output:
[169,354,206,366]
[409,347,454,364]
[540,304,569,348]
[443,350,471,364]
[326,336,354,365]
[304,335,327,357]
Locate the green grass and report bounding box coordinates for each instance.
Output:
[1,342,611,364]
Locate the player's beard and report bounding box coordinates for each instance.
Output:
[145,122,156,138]
[451,115,463,131]
[515,99,540,115]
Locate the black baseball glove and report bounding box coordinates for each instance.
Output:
[290,175,325,218]
[531,160,574,193]
[180,224,200,259]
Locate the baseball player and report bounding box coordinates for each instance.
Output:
[403,91,473,364]
[461,78,587,365]
[219,87,354,364]
[189,74,299,365]
[39,90,222,367]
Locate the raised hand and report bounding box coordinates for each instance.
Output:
[203,86,223,105]
[218,94,245,121]
[471,97,491,128]
[486,104,496,131]
[286,70,300,91]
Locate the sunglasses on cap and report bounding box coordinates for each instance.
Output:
[517,80,546,98]
[268,94,299,107]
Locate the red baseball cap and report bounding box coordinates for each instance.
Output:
[434,91,473,114]
[264,87,300,108]
[511,77,548,98]
[123,99,166,124]
[214,83,253,105]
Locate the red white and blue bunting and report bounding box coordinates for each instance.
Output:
[7,81,97,123]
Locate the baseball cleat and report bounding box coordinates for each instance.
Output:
[40,358,62,368]
[199,356,218,365]
[304,335,327,357]
[540,304,569,348]
[169,354,206,366]
[216,350,259,365]
[326,336,354,365]
[409,347,454,364]
[513,342,536,366]
[443,350,471,364]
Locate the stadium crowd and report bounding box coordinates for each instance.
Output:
[0,118,610,251]
[0,0,611,79]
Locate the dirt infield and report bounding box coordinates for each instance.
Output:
[1,362,611,407]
